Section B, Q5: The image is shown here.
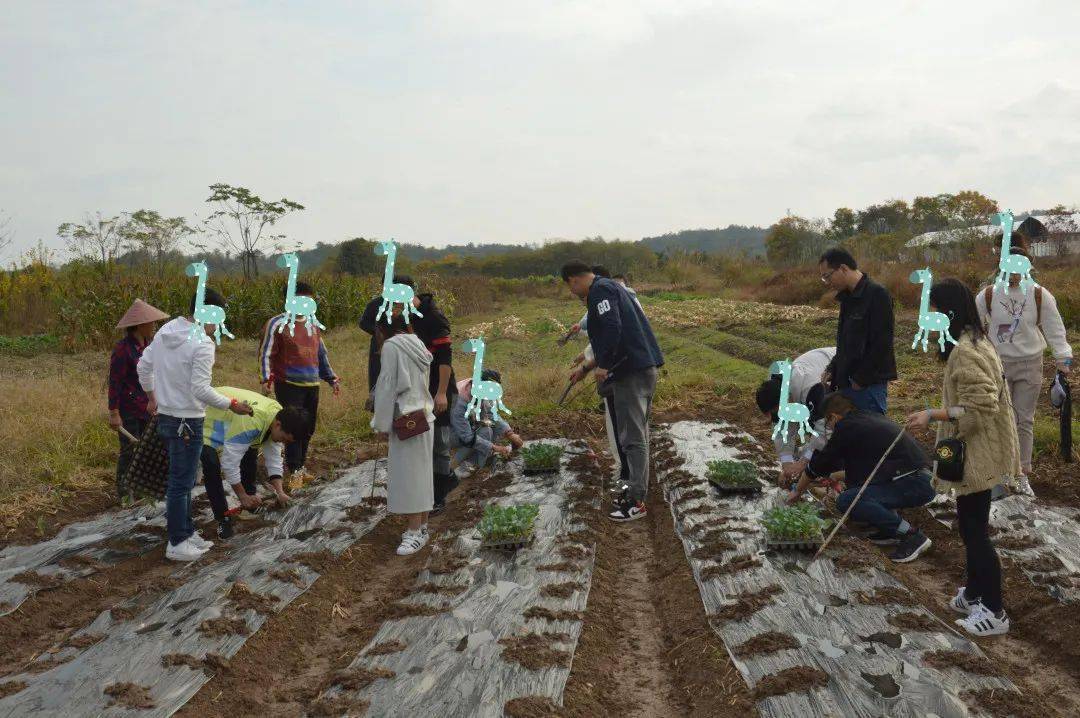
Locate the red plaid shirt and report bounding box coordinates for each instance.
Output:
[108,334,150,420]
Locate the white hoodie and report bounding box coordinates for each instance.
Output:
[137,317,232,419]
[976,284,1073,363]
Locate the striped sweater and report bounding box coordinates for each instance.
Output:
[259,314,338,387]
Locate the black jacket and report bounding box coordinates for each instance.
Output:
[586,277,664,374]
[360,293,457,426]
[806,410,930,488]
[830,274,897,389]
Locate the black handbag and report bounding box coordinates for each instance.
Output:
[934,437,965,483]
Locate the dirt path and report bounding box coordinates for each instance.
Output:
[562,443,755,717]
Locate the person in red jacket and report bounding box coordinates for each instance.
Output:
[259,281,341,479]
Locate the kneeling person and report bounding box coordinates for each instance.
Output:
[449,369,523,475]
[202,387,308,538]
[788,392,935,562]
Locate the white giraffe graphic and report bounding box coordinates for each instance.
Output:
[276,252,326,336]
[461,337,511,421]
[374,239,423,324]
[909,267,957,353]
[185,260,234,345]
[994,210,1035,295]
[769,359,817,443]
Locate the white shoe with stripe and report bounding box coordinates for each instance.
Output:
[956,603,1009,637]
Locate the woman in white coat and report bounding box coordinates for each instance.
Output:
[371,314,436,556]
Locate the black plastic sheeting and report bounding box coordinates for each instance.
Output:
[322,440,597,717]
[928,494,1080,604]
[0,459,387,717]
[659,421,1019,718]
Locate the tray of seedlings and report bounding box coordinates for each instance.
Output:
[520,443,564,475]
[478,503,541,551]
[762,502,831,551]
[705,459,763,495]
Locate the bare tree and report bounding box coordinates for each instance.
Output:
[202,184,304,279]
[57,212,126,277]
[122,209,195,278]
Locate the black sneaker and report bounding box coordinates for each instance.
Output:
[867,530,900,545]
[217,517,234,540]
[890,530,931,563]
[610,484,628,507]
[430,501,446,517]
[608,498,647,522]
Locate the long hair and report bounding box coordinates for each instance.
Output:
[928,278,984,361]
[374,312,412,352]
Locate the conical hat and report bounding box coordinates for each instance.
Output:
[116,299,170,329]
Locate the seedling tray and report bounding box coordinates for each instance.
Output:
[480,534,535,552]
[711,481,763,495]
[765,534,823,551]
[523,464,560,475]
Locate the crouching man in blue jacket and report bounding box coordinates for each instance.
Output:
[563,261,664,522]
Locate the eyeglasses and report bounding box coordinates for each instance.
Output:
[820,268,837,284]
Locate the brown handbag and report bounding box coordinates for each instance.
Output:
[392,409,430,440]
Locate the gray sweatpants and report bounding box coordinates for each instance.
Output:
[612,366,657,502]
[1002,355,1042,473]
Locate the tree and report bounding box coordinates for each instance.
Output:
[335,237,383,275]
[856,200,910,234]
[946,190,997,228]
[202,184,304,279]
[57,212,126,277]
[911,194,951,233]
[765,216,828,267]
[826,208,857,240]
[122,209,195,278]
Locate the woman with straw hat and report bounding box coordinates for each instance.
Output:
[109,298,169,498]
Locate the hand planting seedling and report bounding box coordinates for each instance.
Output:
[520,443,563,472]
[478,504,541,545]
[706,460,760,487]
[761,503,831,543]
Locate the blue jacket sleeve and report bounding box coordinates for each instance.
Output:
[317,338,337,384]
[587,284,622,370]
[449,396,476,447]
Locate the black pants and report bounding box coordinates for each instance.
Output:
[274,382,319,473]
[200,445,259,521]
[604,395,631,485]
[116,414,150,498]
[957,490,1003,613]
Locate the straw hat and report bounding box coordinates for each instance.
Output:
[116,299,170,329]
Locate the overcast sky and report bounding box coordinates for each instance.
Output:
[3,0,1080,259]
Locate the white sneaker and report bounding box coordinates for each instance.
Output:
[396,530,429,556]
[188,533,214,551]
[165,538,208,562]
[948,586,977,614]
[956,603,1010,637]
[1014,475,1035,498]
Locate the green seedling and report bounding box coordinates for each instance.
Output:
[706,460,759,487]
[478,503,541,542]
[520,443,563,470]
[761,503,831,541]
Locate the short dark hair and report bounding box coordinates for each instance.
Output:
[1008,234,1031,260]
[481,368,502,384]
[821,391,856,417]
[591,264,611,278]
[375,312,411,341]
[190,287,226,315]
[613,273,627,282]
[286,280,314,299]
[929,278,984,361]
[818,248,858,271]
[755,375,783,414]
[275,406,311,440]
[560,261,593,282]
[393,274,415,289]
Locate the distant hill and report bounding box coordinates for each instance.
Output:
[638,226,767,257]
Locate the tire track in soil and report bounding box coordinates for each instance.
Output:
[561,441,756,717]
[716,401,1080,717]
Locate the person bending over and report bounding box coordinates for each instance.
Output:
[789,392,935,563]
[449,369,523,475]
[755,346,835,480]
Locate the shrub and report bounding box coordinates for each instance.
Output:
[520,443,563,470]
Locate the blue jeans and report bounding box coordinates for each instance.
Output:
[836,470,935,535]
[452,422,511,468]
[157,415,204,546]
[843,383,888,414]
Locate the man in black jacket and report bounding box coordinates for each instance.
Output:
[818,248,897,414]
[360,279,459,513]
[788,392,934,562]
[563,260,664,523]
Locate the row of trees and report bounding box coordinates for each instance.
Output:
[53,184,305,281]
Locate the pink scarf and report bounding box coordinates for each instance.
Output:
[456,378,473,403]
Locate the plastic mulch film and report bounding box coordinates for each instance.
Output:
[323,440,596,717]
[928,494,1080,603]
[0,459,388,717]
[660,421,1019,718]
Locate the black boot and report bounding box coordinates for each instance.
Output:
[217,516,234,540]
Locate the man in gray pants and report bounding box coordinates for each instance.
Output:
[563,261,664,522]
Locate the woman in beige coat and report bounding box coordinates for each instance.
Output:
[906,279,1021,638]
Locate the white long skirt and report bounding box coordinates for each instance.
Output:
[387,428,435,514]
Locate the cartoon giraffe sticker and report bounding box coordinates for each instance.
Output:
[374,239,424,324]
[185,260,234,344]
[461,337,511,421]
[908,267,957,352]
[994,210,1035,294]
[276,252,326,336]
[769,359,817,443]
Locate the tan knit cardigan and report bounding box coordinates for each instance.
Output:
[934,332,1022,496]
